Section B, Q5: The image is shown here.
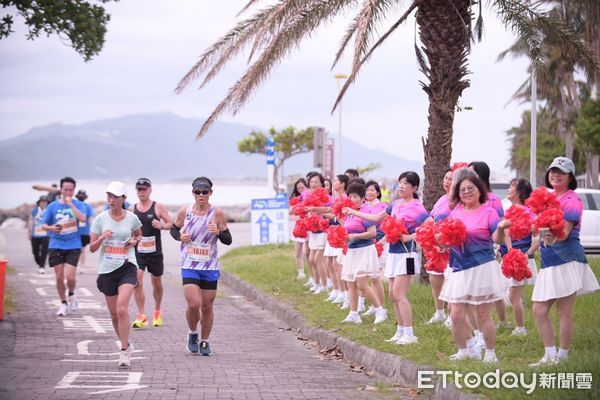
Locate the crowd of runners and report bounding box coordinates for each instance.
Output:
[29,176,232,367]
[25,155,598,369]
[289,157,599,366]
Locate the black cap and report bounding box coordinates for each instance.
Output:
[136,177,152,188]
[37,195,49,204]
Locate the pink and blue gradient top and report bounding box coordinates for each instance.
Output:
[385,199,429,253]
[362,200,388,240]
[344,204,375,249]
[431,194,451,222]
[487,192,505,218]
[449,203,499,271]
[500,205,534,256]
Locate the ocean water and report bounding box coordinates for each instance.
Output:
[0,180,274,209]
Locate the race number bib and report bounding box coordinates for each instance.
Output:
[34,226,47,237]
[187,242,211,263]
[104,240,128,262]
[79,220,87,228]
[59,218,78,235]
[138,236,156,253]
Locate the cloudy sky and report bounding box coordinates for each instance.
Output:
[0,0,532,179]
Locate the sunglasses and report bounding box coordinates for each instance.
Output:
[193,189,210,195]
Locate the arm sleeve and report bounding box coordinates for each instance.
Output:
[170,224,181,241]
[217,229,232,245]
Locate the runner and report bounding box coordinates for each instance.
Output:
[75,189,94,271]
[170,177,232,356]
[32,183,60,202]
[28,195,50,274]
[41,177,87,316]
[131,178,173,328]
[529,157,599,366]
[89,181,142,367]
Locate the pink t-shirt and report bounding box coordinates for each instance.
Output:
[385,199,429,253]
[431,194,451,222]
[487,192,505,218]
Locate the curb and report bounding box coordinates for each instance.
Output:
[221,271,476,400]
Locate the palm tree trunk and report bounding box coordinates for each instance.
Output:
[417,0,471,210]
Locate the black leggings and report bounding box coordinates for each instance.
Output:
[31,237,49,268]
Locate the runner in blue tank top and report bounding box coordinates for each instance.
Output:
[170,177,232,356]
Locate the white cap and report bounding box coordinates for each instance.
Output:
[106,181,127,197]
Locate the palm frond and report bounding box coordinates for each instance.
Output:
[194,0,353,139]
[332,18,358,68]
[331,1,418,112]
[237,0,263,16]
[474,0,484,42]
[351,0,394,72]
[496,38,529,62]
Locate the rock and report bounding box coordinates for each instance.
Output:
[0,217,26,229]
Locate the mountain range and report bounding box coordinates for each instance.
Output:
[0,112,422,181]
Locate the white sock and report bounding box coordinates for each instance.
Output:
[435,309,445,317]
[396,325,404,336]
[349,311,359,317]
[358,296,365,306]
[545,346,557,358]
[343,291,348,300]
[475,330,484,341]
[188,330,198,335]
[375,306,385,312]
[557,348,569,359]
[404,326,414,338]
[466,337,477,349]
[484,348,496,357]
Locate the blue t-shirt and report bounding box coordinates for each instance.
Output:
[78,202,95,236]
[42,199,87,250]
[31,207,48,238]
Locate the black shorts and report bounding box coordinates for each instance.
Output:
[80,235,90,247]
[97,262,138,296]
[49,249,81,267]
[136,253,164,277]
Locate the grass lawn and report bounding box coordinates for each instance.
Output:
[3,264,16,315]
[221,244,600,400]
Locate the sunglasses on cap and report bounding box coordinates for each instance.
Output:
[193,189,210,195]
[136,178,152,187]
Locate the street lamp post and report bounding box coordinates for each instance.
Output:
[334,73,348,174]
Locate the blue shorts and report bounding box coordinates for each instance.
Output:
[181,269,220,290]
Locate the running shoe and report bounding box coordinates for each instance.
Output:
[449,350,481,361]
[68,295,79,312]
[118,349,131,367]
[326,290,338,302]
[199,341,212,356]
[152,311,163,327]
[496,320,512,331]
[529,355,559,368]
[303,278,314,287]
[341,313,362,324]
[373,308,388,324]
[332,292,345,304]
[395,335,419,345]
[132,314,148,328]
[39,267,45,274]
[56,302,68,317]
[313,286,326,294]
[443,315,452,329]
[126,342,134,359]
[340,300,350,310]
[483,353,499,363]
[426,312,447,324]
[511,327,527,336]
[296,272,306,280]
[385,333,402,342]
[362,305,377,316]
[187,333,199,353]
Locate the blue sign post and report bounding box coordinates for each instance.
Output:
[250,197,289,245]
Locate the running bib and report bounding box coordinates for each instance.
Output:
[34,226,47,237]
[138,236,156,253]
[104,240,128,262]
[58,218,78,235]
[187,242,211,263]
[79,220,87,228]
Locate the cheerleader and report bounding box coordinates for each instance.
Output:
[347,171,428,345]
[439,173,509,362]
[499,178,538,336]
[290,178,309,280]
[529,157,599,366]
[340,182,387,324]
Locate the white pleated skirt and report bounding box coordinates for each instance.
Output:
[508,258,538,287]
[323,241,343,257]
[439,260,509,305]
[341,245,379,282]
[308,232,326,250]
[384,252,421,278]
[531,261,600,302]
[378,242,389,268]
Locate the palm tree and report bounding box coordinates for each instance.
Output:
[176,0,597,209]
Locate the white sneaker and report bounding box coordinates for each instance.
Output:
[374,308,388,324]
[385,333,402,342]
[511,327,527,336]
[126,342,134,359]
[340,300,350,310]
[449,350,481,361]
[341,313,362,324]
[395,335,418,345]
[326,290,338,302]
[483,353,499,363]
[313,286,326,294]
[362,305,377,316]
[529,355,559,367]
[427,312,447,324]
[118,349,131,367]
[308,284,318,292]
[68,295,79,312]
[304,278,314,287]
[296,272,306,280]
[56,302,69,317]
[357,299,366,313]
[332,292,345,304]
[39,267,45,274]
[443,315,452,329]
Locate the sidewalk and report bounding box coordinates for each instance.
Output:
[0,225,400,400]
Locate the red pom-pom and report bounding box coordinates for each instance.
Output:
[331,197,357,219]
[451,162,469,172]
[525,187,560,215]
[327,225,348,250]
[505,205,533,241]
[304,188,329,207]
[305,213,329,233]
[424,250,449,273]
[374,240,384,257]
[437,218,467,246]
[289,196,301,206]
[380,216,408,244]
[292,204,306,217]
[501,248,532,281]
[293,218,308,238]
[416,220,437,250]
[534,207,566,240]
